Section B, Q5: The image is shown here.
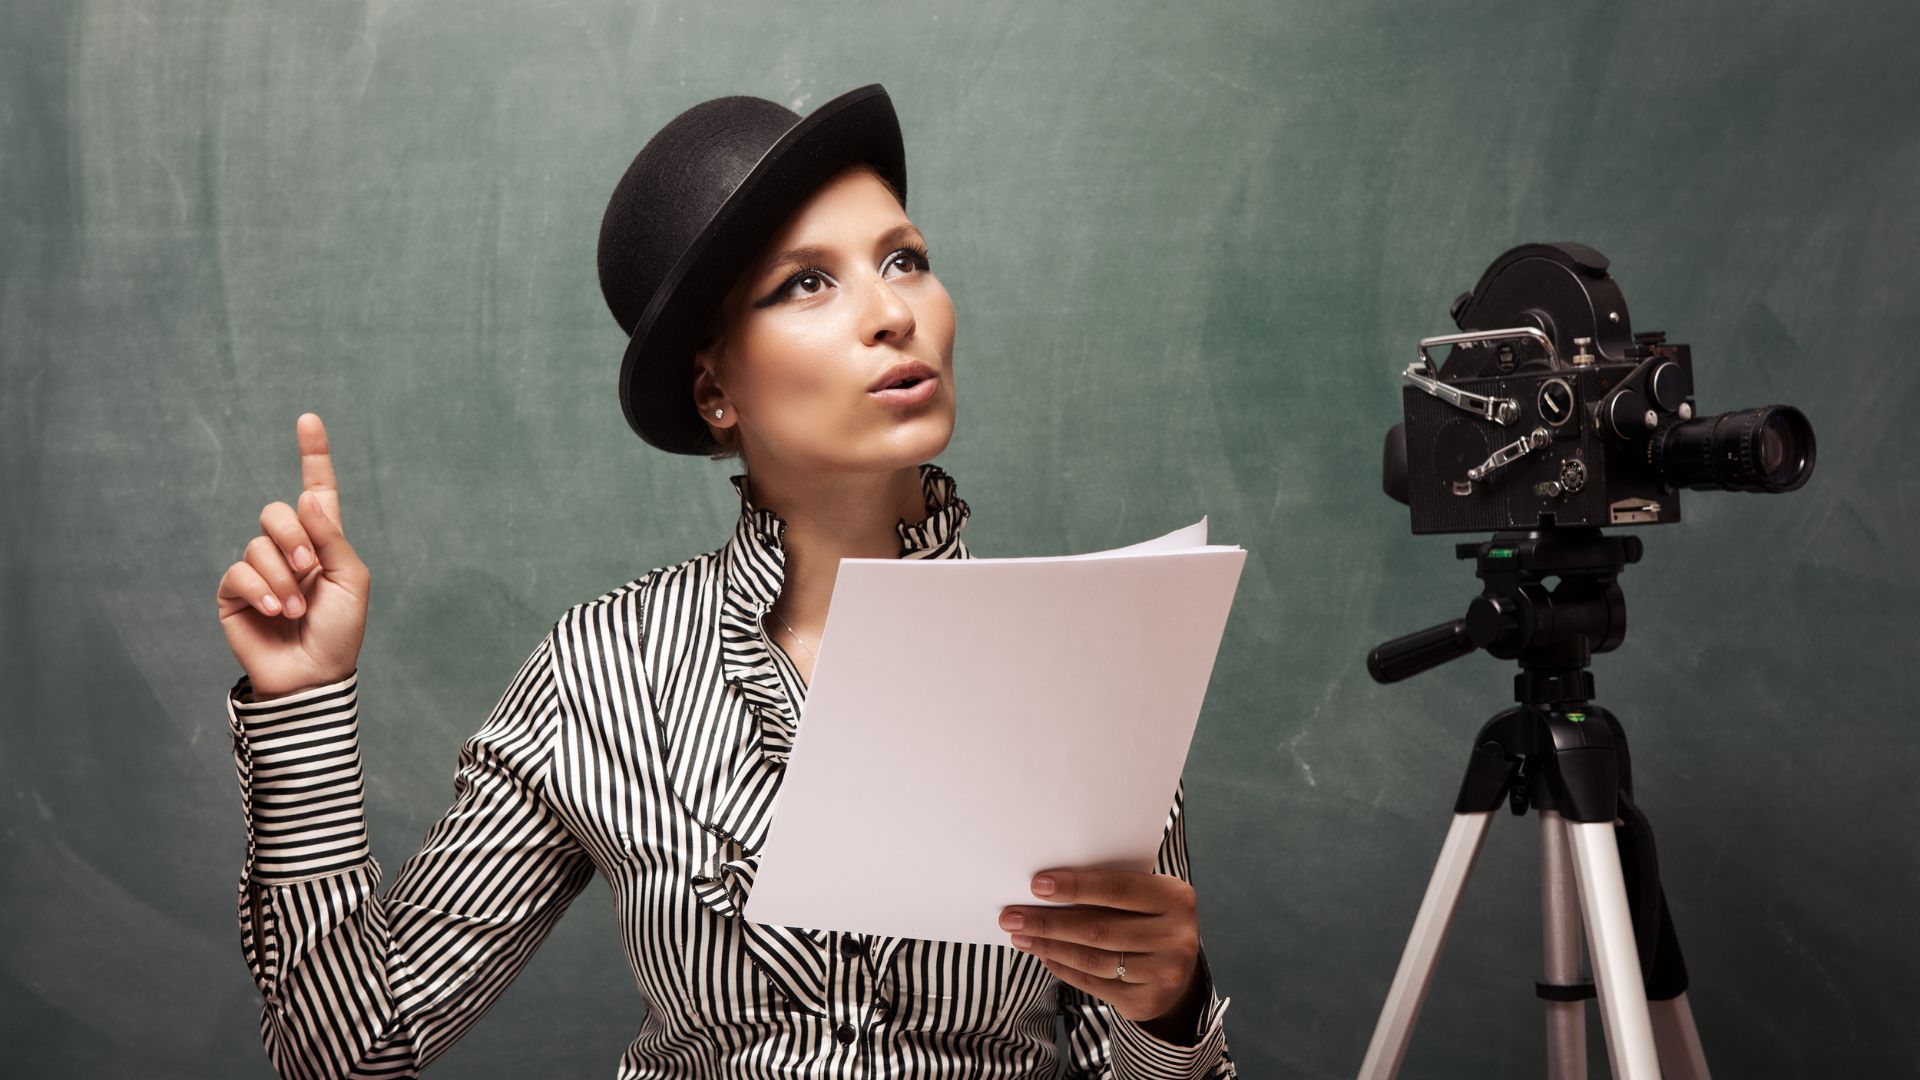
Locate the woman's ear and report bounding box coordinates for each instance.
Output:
[691,343,732,427]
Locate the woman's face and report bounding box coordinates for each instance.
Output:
[694,164,957,473]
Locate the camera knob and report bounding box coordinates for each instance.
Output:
[1607,389,1656,438]
[1559,457,1588,493]
[1538,378,1577,426]
[1465,595,1519,648]
[1650,361,1689,412]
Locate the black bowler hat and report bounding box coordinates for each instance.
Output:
[597,84,909,455]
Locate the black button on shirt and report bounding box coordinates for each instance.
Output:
[834,1022,857,1045]
[839,935,866,959]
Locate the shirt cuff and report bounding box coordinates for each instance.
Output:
[1111,948,1234,1078]
[228,670,371,885]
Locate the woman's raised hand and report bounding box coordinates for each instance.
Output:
[216,412,371,701]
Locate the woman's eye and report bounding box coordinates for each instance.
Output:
[885,247,931,277]
[757,268,836,308]
[770,247,929,305]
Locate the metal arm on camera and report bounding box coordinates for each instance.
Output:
[1416,326,1560,368]
[1400,326,1558,427]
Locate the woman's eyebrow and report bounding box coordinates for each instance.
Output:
[757,224,928,281]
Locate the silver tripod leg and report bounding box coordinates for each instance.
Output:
[1358,811,1495,1080]
[1566,820,1663,1079]
[1540,810,1587,1079]
[1651,993,1712,1079]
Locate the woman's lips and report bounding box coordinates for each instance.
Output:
[868,375,939,407]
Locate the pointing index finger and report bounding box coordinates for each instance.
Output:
[297,412,342,531]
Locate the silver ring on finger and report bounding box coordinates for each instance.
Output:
[1113,952,1127,980]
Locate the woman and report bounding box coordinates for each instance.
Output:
[214,84,1234,1079]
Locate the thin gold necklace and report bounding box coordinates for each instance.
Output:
[769,607,817,661]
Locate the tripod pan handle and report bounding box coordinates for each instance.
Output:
[1367,619,1477,683]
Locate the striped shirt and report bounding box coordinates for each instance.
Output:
[226,462,1235,1079]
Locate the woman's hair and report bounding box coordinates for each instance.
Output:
[694,162,905,464]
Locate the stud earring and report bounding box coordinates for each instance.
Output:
[713,408,724,419]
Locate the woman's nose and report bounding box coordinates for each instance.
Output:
[861,277,916,345]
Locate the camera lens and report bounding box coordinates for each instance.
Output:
[1650,406,1815,493]
[1760,412,1796,486]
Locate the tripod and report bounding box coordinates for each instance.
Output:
[1358,528,1712,1079]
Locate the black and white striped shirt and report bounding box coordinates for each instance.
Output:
[226,462,1235,1079]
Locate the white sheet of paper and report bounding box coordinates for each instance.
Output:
[741,518,1247,946]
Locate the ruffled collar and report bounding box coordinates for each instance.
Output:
[725,461,971,579]
[671,463,970,1011]
[710,462,971,849]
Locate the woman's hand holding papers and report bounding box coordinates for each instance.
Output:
[999,869,1209,1039]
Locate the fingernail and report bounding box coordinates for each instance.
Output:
[1000,911,1024,931]
[286,594,305,618]
[293,547,313,570]
[1032,876,1056,897]
[1010,933,1033,950]
[261,593,281,614]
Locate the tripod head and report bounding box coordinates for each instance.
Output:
[1368,526,1643,707]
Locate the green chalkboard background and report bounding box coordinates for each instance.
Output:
[5,1,1915,1076]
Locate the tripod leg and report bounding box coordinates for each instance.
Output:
[1651,994,1711,1079]
[1613,790,1711,1079]
[1566,820,1663,1079]
[1539,811,1588,1080]
[1359,811,1495,1080]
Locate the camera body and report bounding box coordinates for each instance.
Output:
[1385,242,1811,535]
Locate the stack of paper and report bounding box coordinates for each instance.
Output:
[742,518,1247,946]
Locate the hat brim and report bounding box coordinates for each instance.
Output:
[620,84,908,455]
